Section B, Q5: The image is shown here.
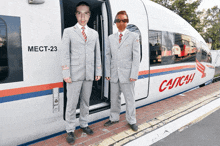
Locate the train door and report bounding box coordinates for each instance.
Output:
[108,0,149,103]
[61,0,111,119]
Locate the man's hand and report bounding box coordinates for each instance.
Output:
[105,77,110,80]
[95,76,101,81]
[130,78,137,82]
[64,77,72,83]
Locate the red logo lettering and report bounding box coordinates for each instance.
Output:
[159,80,167,92]
[159,73,195,92]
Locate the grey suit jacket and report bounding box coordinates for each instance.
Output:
[105,30,140,83]
[61,24,102,81]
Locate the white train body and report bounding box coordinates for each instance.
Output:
[0,0,214,145]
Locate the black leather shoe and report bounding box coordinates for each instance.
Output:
[129,124,138,131]
[81,126,94,135]
[66,132,75,144]
[104,120,119,126]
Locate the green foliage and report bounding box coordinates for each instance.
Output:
[150,0,173,9]
[202,6,220,50]
[151,0,202,29]
[171,0,201,28]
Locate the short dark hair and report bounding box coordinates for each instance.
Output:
[75,1,90,13]
[114,10,129,23]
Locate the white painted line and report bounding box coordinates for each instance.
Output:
[125,97,220,146]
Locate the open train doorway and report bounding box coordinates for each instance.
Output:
[61,0,112,119]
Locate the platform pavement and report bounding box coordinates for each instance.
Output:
[30,81,220,146]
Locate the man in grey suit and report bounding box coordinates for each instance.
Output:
[104,11,140,131]
[61,1,102,144]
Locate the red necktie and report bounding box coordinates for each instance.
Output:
[119,33,123,43]
[82,27,87,42]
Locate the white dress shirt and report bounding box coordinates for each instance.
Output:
[118,29,127,40]
[77,23,88,35]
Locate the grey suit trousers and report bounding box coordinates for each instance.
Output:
[65,80,93,133]
[110,81,136,125]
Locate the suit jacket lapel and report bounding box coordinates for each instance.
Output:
[73,24,85,42]
[113,33,119,47]
[119,31,129,48]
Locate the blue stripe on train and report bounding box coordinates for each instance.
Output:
[0,88,64,104]
[0,67,195,103]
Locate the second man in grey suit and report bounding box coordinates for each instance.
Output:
[104,11,140,131]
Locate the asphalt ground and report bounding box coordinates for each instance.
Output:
[151,109,220,146]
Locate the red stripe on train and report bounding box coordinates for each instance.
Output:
[0,65,196,98]
[0,82,63,98]
[138,65,195,75]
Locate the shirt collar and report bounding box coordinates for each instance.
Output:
[118,29,127,37]
[77,23,88,30]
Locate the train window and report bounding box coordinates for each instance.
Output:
[0,15,23,84]
[201,49,207,62]
[198,49,210,63]
[0,18,8,81]
[196,41,201,62]
[149,30,162,65]
[196,42,211,63]
[196,48,202,62]
[207,52,212,63]
[126,24,142,62]
[161,31,175,65]
[174,34,196,63]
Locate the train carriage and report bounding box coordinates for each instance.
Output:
[0,0,214,145]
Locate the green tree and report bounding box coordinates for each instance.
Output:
[202,6,220,50]
[150,0,172,9]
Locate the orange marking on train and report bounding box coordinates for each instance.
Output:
[206,65,214,69]
[0,82,63,98]
[150,65,195,74]
[138,65,195,75]
[62,66,69,70]
[138,70,149,75]
[0,66,196,98]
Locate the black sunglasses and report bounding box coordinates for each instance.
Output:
[115,19,129,23]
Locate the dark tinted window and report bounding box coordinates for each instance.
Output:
[196,48,202,62]
[149,30,162,65]
[207,52,212,63]
[0,18,8,81]
[196,42,212,63]
[0,15,23,84]
[201,49,207,61]
[149,31,208,66]
[127,24,142,62]
[174,34,196,63]
[161,31,174,65]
